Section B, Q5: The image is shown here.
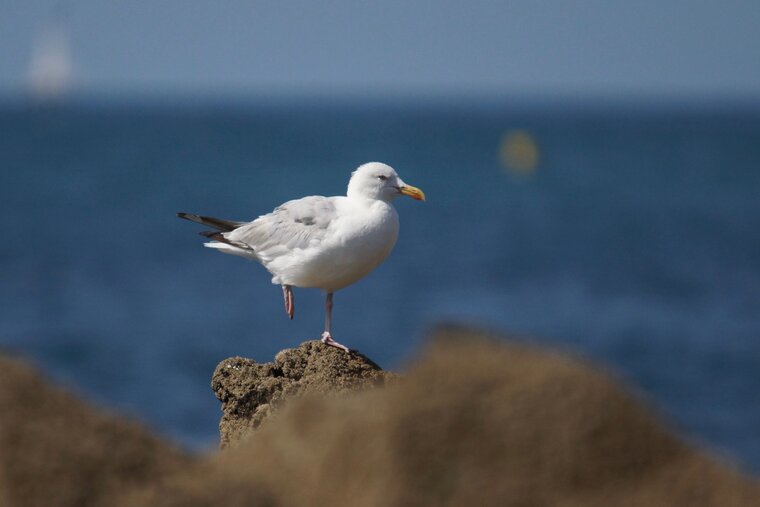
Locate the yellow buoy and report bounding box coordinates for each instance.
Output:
[500,130,539,175]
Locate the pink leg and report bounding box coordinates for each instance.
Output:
[282,285,294,320]
[320,292,350,353]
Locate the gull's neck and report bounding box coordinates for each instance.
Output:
[346,190,394,206]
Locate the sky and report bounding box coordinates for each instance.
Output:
[2,1,760,100]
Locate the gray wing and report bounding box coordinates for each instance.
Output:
[226,196,337,262]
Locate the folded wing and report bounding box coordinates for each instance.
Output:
[225,196,337,263]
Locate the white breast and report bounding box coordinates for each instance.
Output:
[267,198,400,291]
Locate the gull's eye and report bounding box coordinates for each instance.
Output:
[377,175,388,181]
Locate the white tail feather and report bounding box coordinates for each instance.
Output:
[204,242,258,260]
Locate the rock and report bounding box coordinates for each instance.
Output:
[211,340,396,448]
[0,353,191,507]
[136,327,760,507]
[3,328,758,507]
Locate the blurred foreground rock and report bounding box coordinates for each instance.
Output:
[0,354,190,507]
[211,340,396,447]
[3,328,760,507]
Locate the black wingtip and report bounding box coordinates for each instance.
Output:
[199,230,221,239]
[176,212,245,232]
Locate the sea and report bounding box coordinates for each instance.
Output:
[1,96,758,471]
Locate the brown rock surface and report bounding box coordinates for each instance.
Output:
[3,329,758,507]
[132,327,760,507]
[0,353,191,507]
[211,340,396,448]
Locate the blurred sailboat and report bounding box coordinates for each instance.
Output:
[26,20,73,103]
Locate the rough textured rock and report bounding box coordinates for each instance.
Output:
[0,353,191,507]
[133,327,760,507]
[211,340,396,448]
[3,328,759,507]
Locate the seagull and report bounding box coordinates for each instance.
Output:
[178,162,425,352]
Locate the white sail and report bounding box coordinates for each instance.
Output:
[27,22,73,101]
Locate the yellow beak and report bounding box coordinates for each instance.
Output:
[398,184,426,201]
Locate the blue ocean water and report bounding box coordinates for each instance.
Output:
[1,98,758,470]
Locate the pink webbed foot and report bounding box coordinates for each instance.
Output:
[321,331,351,353]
